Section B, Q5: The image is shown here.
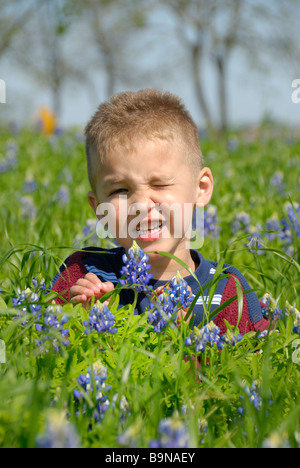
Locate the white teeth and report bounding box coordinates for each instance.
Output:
[136,222,162,235]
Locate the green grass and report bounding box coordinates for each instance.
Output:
[0,126,299,448]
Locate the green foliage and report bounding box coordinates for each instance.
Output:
[0,127,299,447]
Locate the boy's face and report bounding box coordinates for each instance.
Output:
[89,137,213,263]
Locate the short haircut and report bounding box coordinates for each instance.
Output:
[85,89,203,194]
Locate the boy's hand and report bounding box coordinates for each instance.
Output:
[69,272,114,310]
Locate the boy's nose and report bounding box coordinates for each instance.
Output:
[128,188,158,211]
[128,199,157,220]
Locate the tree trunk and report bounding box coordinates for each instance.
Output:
[215,53,228,134]
[191,43,215,134]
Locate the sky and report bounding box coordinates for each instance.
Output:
[0,4,300,131]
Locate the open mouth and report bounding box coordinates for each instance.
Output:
[136,221,163,235]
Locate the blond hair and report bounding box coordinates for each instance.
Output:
[85,89,203,193]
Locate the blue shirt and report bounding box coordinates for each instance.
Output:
[52,246,264,328]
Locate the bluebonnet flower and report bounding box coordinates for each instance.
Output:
[185,321,222,353]
[35,302,70,352]
[192,205,220,239]
[74,218,118,248]
[244,380,262,410]
[265,215,281,241]
[261,293,282,321]
[0,141,18,173]
[220,329,243,346]
[204,205,220,238]
[74,219,99,248]
[12,288,41,312]
[231,211,251,234]
[269,171,285,194]
[12,275,45,325]
[119,241,153,293]
[147,271,192,333]
[258,330,268,340]
[56,185,69,205]
[83,301,117,335]
[246,227,264,255]
[168,272,193,309]
[18,195,37,219]
[36,410,80,448]
[149,412,190,448]
[112,394,130,423]
[238,380,265,414]
[279,202,300,255]
[73,361,111,423]
[292,310,300,336]
[147,293,177,333]
[22,175,38,193]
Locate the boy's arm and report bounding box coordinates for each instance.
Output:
[50,251,114,308]
[213,274,270,335]
[51,251,89,304]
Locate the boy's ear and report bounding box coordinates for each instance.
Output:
[88,191,98,214]
[196,167,214,207]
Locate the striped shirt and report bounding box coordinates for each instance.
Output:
[51,246,269,334]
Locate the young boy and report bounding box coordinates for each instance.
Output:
[51,89,269,335]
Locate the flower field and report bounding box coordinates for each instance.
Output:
[0,125,300,448]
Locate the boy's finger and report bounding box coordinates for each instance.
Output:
[69,284,95,298]
[69,294,88,304]
[75,278,102,295]
[99,281,115,293]
[85,272,103,286]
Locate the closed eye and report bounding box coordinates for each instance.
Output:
[109,188,128,196]
[152,184,171,189]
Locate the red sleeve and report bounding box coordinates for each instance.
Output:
[214,275,270,336]
[51,251,89,304]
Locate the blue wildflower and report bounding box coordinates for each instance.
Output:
[22,175,38,193]
[279,202,300,255]
[57,185,69,205]
[168,272,193,309]
[244,381,262,410]
[231,211,251,234]
[73,361,111,422]
[246,228,264,254]
[220,329,243,346]
[0,141,18,173]
[83,301,117,335]
[119,241,153,292]
[19,195,37,219]
[147,294,176,333]
[258,330,268,340]
[269,171,285,194]
[192,205,220,239]
[185,321,222,353]
[292,311,300,336]
[35,302,70,352]
[147,271,192,333]
[149,412,190,448]
[261,293,282,320]
[36,410,80,448]
[265,215,281,241]
[112,394,130,423]
[12,276,45,325]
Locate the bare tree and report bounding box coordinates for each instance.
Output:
[0,0,38,58]
[7,0,91,119]
[157,0,300,134]
[77,0,149,99]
